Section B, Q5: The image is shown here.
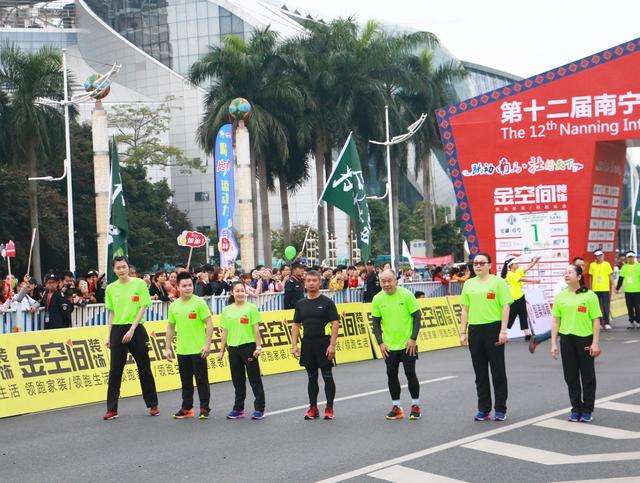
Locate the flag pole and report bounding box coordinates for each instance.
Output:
[26,228,36,277]
[384,105,396,271]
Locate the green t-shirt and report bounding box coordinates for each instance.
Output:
[552,289,602,337]
[105,277,152,325]
[371,286,420,351]
[168,295,212,355]
[620,263,640,292]
[219,302,261,347]
[461,275,513,325]
[505,268,525,300]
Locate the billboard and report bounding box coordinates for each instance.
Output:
[214,124,239,267]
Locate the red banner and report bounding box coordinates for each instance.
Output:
[412,255,454,266]
[437,38,640,299]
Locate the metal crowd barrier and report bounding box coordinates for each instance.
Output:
[0,281,462,334]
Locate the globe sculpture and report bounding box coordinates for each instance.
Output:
[83,72,111,100]
[228,97,251,121]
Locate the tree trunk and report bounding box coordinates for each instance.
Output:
[279,174,291,246]
[314,137,327,262]
[249,149,259,265]
[27,141,42,281]
[422,152,434,257]
[257,157,272,266]
[325,148,335,238]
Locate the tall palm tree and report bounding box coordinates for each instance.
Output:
[189,28,302,266]
[0,44,64,281]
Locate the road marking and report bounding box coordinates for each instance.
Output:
[622,339,639,344]
[555,477,640,482]
[463,439,640,465]
[368,465,466,482]
[266,376,457,417]
[534,418,640,439]
[598,401,640,414]
[317,387,640,482]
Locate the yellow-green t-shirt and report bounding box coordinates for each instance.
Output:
[371,286,420,351]
[105,277,152,325]
[620,263,640,293]
[505,268,525,300]
[219,302,261,347]
[168,295,212,355]
[552,289,602,337]
[589,261,613,292]
[461,275,513,325]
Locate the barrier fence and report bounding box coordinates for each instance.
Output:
[0,296,463,418]
[0,282,461,334]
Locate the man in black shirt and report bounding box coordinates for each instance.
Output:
[284,262,305,309]
[363,260,381,303]
[291,270,339,420]
[41,274,74,329]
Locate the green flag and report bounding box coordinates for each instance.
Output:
[107,137,129,283]
[321,133,371,262]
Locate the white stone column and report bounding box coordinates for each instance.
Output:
[235,120,255,271]
[92,100,110,275]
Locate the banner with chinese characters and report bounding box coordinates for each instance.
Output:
[214,123,239,268]
[436,39,640,301]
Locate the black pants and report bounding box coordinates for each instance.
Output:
[560,334,596,413]
[624,292,640,323]
[177,354,210,410]
[107,325,158,412]
[228,343,265,411]
[468,322,508,413]
[385,349,419,401]
[507,296,528,331]
[307,366,336,407]
[594,291,610,326]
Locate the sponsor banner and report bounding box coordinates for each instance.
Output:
[610,292,627,319]
[334,303,374,364]
[214,123,239,268]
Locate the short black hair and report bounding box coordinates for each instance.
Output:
[291,262,303,270]
[112,256,129,267]
[414,291,425,298]
[572,256,584,263]
[176,272,193,284]
[306,270,321,280]
[62,270,74,279]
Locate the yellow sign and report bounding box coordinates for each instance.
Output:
[334,303,374,364]
[610,292,628,319]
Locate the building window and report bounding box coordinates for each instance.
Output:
[195,191,210,202]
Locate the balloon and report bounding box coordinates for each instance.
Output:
[284,245,297,260]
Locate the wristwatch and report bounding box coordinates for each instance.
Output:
[255,345,262,351]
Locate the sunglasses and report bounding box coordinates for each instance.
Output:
[472,261,488,267]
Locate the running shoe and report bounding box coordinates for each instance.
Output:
[149,406,160,417]
[605,324,613,330]
[102,410,118,421]
[494,411,507,421]
[173,408,194,419]
[199,408,210,420]
[226,410,245,419]
[568,412,580,422]
[579,413,593,423]
[251,410,265,420]
[628,322,636,330]
[528,337,539,354]
[474,411,491,421]
[409,405,421,420]
[324,407,335,420]
[385,405,404,420]
[304,405,319,420]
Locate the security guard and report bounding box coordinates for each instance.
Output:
[363,260,381,303]
[41,273,73,330]
[284,262,305,309]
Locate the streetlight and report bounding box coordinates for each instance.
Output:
[369,105,428,270]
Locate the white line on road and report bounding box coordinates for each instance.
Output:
[534,418,640,439]
[598,401,640,414]
[622,339,639,344]
[317,386,640,482]
[463,438,640,465]
[266,376,457,417]
[368,465,466,482]
[555,477,640,482]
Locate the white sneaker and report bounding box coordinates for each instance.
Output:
[605,324,612,330]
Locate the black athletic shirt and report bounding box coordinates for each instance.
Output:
[293,295,340,339]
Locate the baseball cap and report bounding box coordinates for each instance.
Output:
[366,260,375,265]
[86,270,99,278]
[45,273,59,282]
[593,249,604,257]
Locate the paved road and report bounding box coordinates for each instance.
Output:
[3,321,640,482]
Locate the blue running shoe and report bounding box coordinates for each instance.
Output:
[494,411,507,421]
[579,413,593,423]
[251,410,265,420]
[226,410,245,419]
[474,411,491,421]
[568,412,580,422]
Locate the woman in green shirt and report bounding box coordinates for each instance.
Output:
[615,251,640,329]
[217,282,266,420]
[551,263,602,423]
[460,252,513,422]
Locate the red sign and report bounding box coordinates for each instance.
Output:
[177,230,207,249]
[437,38,640,300]
[219,236,230,253]
[5,240,15,258]
[412,254,454,266]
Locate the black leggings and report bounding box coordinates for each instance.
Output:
[625,292,640,323]
[306,366,336,407]
[385,350,420,401]
[507,296,529,331]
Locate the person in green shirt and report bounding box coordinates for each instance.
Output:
[103,256,158,421]
[371,270,422,421]
[551,263,602,423]
[615,251,640,329]
[460,252,512,422]
[165,272,214,420]
[589,249,614,330]
[500,256,540,339]
[217,281,265,420]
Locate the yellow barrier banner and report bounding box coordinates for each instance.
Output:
[334,303,374,364]
[255,310,302,376]
[610,293,628,319]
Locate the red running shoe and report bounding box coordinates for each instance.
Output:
[386,405,404,420]
[102,410,118,421]
[324,407,335,420]
[304,405,319,420]
[149,406,160,417]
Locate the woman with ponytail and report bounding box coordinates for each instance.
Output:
[550,264,602,423]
